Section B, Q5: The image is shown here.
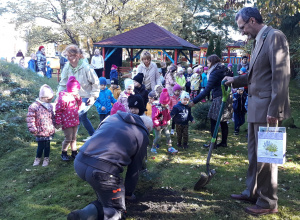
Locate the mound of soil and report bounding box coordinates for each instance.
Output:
[126,188,201,219]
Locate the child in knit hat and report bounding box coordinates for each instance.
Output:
[27,84,55,167]
[128,94,146,116]
[190,66,202,99]
[151,88,178,154]
[117,79,134,112]
[45,61,53,79]
[175,67,186,89]
[94,77,117,123]
[133,73,148,109]
[200,67,208,102]
[110,64,118,83]
[171,91,194,149]
[55,76,82,161]
[109,78,121,100]
[169,84,181,135]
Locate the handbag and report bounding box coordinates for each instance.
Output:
[257,124,286,164]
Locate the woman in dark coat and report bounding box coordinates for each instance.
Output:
[189,54,233,148]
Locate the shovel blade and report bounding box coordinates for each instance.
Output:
[194,172,209,191]
[194,169,217,191]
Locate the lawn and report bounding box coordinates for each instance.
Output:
[0,62,299,220]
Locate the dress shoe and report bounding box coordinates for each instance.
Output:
[216,142,227,148]
[245,205,278,216]
[230,194,257,204]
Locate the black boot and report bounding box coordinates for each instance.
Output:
[71,150,78,159]
[67,203,98,220]
[216,142,227,148]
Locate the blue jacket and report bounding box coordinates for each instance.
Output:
[193,63,230,104]
[200,73,207,88]
[28,59,37,73]
[110,69,118,82]
[94,88,117,114]
[170,102,193,125]
[46,66,53,78]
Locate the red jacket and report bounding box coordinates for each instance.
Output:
[55,91,82,130]
[152,104,171,127]
[169,94,180,111]
[26,101,55,137]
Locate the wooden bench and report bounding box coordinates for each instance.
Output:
[118,66,132,74]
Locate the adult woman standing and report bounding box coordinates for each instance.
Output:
[91,48,104,78]
[189,55,232,148]
[57,45,100,140]
[36,46,47,76]
[137,51,161,91]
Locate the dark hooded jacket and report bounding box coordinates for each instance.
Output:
[76,111,149,195]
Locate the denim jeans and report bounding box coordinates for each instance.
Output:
[78,98,95,136]
[36,140,50,158]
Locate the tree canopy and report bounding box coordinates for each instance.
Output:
[2,0,245,55]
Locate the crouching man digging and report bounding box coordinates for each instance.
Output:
[67,109,153,220]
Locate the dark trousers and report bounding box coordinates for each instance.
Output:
[99,112,110,123]
[94,68,104,78]
[186,86,191,93]
[176,124,189,145]
[36,140,50,158]
[171,119,175,130]
[74,159,125,219]
[234,111,246,132]
[210,118,228,144]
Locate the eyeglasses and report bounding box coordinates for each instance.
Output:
[239,19,250,32]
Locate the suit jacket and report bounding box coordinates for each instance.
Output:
[233,26,290,123]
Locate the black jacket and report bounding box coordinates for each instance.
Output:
[233,92,247,113]
[193,63,230,104]
[170,102,193,125]
[77,111,149,196]
[134,84,148,108]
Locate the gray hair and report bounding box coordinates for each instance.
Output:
[140,116,153,132]
[235,7,263,24]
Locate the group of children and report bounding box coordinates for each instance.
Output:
[27,76,82,166]
[26,61,248,167]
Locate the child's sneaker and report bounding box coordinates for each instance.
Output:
[61,154,70,161]
[168,147,178,154]
[170,129,174,135]
[156,144,160,149]
[33,158,41,166]
[151,148,157,153]
[42,157,50,167]
[71,150,78,159]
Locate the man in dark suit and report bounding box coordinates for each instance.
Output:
[224,7,290,216]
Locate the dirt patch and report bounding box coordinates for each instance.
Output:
[126,188,202,219]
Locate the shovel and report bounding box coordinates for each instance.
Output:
[194,80,231,190]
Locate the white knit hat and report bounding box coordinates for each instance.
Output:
[180,91,190,100]
[39,84,54,98]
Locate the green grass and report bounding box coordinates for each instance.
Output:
[0,61,299,219]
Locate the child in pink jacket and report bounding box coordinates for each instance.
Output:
[27,84,55,167]
[169,84,181,135]
[151,88,178,154]
[55,76,82,161]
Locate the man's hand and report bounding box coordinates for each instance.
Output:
[267,115,278,126]
[223,76,234,86]
[87,97,96,106]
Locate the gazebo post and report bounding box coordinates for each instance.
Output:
[190,50,193,67]
[102,47,105,77]
[174,49,178,64]
[227,46,230,63]
[130,48,133,68]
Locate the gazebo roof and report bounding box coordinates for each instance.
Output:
[94,22,200,51]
